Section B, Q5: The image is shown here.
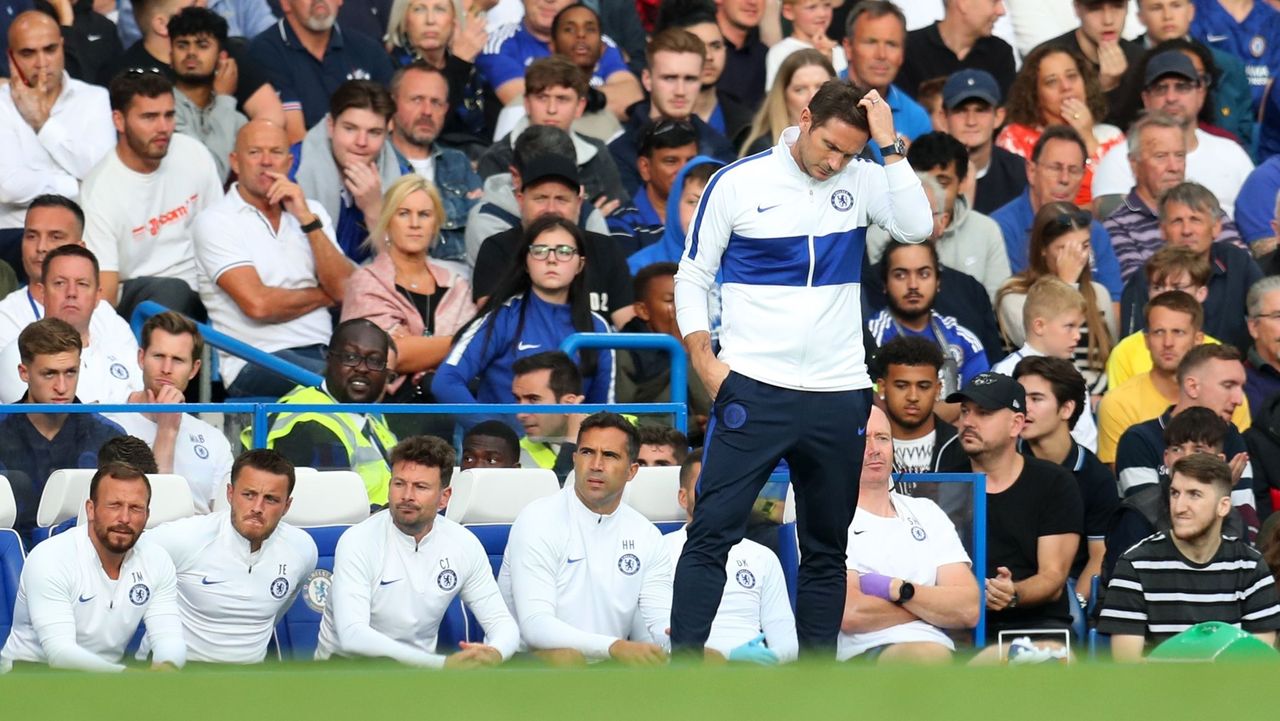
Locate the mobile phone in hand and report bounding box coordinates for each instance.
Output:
[7,50,32,87]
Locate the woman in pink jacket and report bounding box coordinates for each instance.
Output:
[342,175,477,401]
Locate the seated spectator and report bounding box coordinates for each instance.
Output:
[946,372,1083,643]
[296,80,403,264]
[169,7,249,183]
[657,1,754,146]
[82,71,222,321]
[0,11,114,285]
[1113,345,1257,535]
[667,448,798,663]
[872,336,968,477]
[498,412,672,666]
[994,277,1101,451]
[341,175,477,402]
[917,77,949,133]
[712,0,767,111]
[867,240,988,400]
[248,0,393,129]
[0,463,183,672]
[1246,277,1280,414]
[257,319,399,507]
[627,158,723,274]
[98,435,161,474]
[767,0,845,91]
[609,120,699,254]
[837,2,929,161]
[1189,0,1280,109]
[1092,48,1253,220]
[1118,181,1262,351]
[36,0,124,85]
[839,405,979,663]
[477,56,630,212]
[114,0,276,52]
[194,120,354,399]
[384,0,489,145]
[476,0,639,111]
[1099,453,1280,661]
[867,132,1010,301]
[617,263,711,437]
[994,46,1124,206]
[941,69,1028,215]
[461,419,522,470]
[470,147,634,328]
[549,4,643,122]
[995,204,1116,401]
[435,217,614,418]
[609,28,735,196]
[991,126,1124,299]
[637,424,688,467]
[386,61,482,267]
[508,351,585,480]
[1233,155,1280,255]
[317,436,519,668]
[738,49,835,157]
[0,318,125,541]
[1038,0,1143,118]
[0,246,142,403]
[899,0,1017,103]
[1013,356,1118,604]
[1099,290,1251,463]
[105,312,234,514]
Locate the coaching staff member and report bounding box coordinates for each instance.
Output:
[672,80,933,654]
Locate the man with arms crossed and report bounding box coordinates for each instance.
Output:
[673,79,931,654]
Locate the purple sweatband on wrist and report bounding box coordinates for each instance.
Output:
[860,573,894,601]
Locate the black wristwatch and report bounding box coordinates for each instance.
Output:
[893,581,915,605]
[300,216,324,234]
[879,137,907,158]
[1008,590,1020,609]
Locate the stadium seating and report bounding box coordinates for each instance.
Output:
[778,483,799,611]
[0,528,23,648]
[72,474,195,529]
[283,470,370,526]
[0,475,15,531]
[447,468,560,577]
[36,469,95,541]
[622,466,685,532]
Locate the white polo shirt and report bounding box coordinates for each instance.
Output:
[106,413,235,513]
[664,526,797,662]
[141,511,317,664]
[0,318,142,403]
[0,292,133,354]
[498,486,673,660]
[193,185,338,385]
[316,511,519,668]
[0,525,185,672]
[838,492,972,661]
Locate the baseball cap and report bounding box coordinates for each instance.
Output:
[1144,51,1199,88]
[942,69,1001,110]
[945,372,1026,413]
[520,155,581,190]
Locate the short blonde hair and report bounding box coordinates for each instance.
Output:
[366,174,447,254]
[1023,276,1086,331]
[385,0,459,49]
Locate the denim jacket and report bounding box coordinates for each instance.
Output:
[394,144,482,262]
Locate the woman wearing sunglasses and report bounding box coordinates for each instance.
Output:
[432,215,614,410]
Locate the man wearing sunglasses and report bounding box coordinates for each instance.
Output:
[256,318,399,508]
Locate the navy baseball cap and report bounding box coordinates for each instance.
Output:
[945,372,1025,413]
[1144,51,1199,88]
[520,155,581,189]
[943,69,1001,109]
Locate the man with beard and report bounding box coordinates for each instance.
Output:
[141,449,317,664]
[317,436,519,668]
[0,462,185,672]
[80,70,223,321]
[1098,453,1280,661]
[168,7,249,182]
[867,240,989,403]
[258,319,399,507]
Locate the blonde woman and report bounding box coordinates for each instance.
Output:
[738,49,835,157]
[386,0,488,140]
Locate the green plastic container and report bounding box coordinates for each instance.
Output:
[1148,622,1280,662]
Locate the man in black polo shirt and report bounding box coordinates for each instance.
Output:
[946,371,1083,642]
[0,318,124,544]
[896,0,1016,102]
[1013,356,1118,606]
[1099,453,1280,662]
[714,0,766,111]
[248,0,393,129]
[941,69,1026,214]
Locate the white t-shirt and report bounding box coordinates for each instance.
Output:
[838,492,971,661]
[407,155,436,182]
[765,38,847,92]
[892,431,936,474]
[81,134,224,290]
[1089,128,1254,218]
[105,412,235,513]
[193,185,339,384]
[0,319,142,403]
[0,291,136,357]
[664,526,797,661]
[316,511,519,667]
[140,511,317,664]
[0,525,185,672]
[498,486,672,660]
[992,343,1098,452]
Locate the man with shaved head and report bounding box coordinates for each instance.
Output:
[0,11,114,284]
[193,120,354,398]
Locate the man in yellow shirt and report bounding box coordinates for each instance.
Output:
[1098,290,1250,464]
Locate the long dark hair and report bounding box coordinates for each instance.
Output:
[461,215,599,377]
[1005,45,1107,128]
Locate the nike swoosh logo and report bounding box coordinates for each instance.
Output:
[78,594,95,603]
[379,579,401,586]
[757,204,780,213]
[200,577,225,585]
[857,427,866,436]
[517,342,540,351]
[87,34,102,41]
[1206,34,1228,42]
[567,557,584,564]
[852,530,865,535]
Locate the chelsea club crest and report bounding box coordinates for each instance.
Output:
[831,189,854,211]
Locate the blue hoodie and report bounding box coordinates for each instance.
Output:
[627,156,727,275]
